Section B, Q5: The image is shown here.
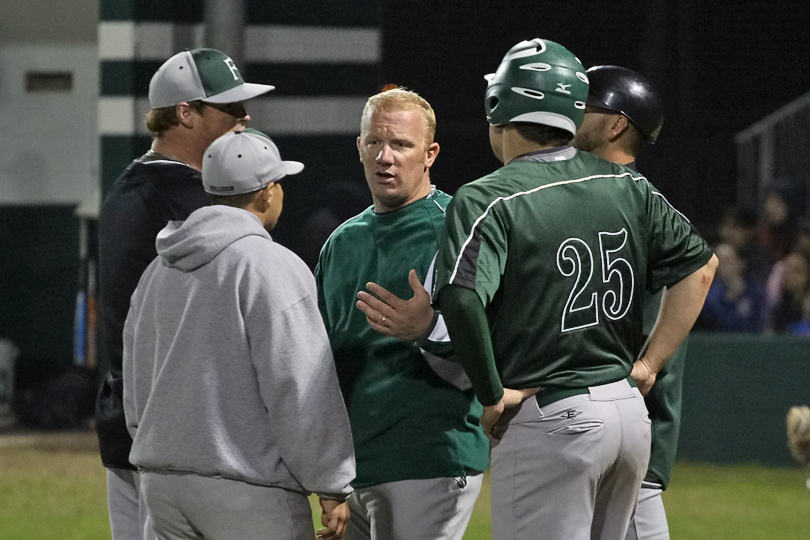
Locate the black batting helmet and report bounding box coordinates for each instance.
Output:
[585,65,664,143]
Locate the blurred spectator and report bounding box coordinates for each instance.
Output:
[764,222,810,332]
[793,220,810,256]
[756,183,803,266]
[718,205,771,282]
[768,250,810,333]
[785,293,810,336]
[696,242,765,332]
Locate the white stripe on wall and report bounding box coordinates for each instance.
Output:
[98,22,204,61]
[134,23,177,61]
[98,97,137,135]
[245,26,380,64]
[98,22,135,60]
[249,96,366,135]
[101,23,378,63]
[98,96,366,136]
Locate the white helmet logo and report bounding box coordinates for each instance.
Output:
[520,63,552,72]
[506,39,547,60]
[511,87,545,100]
[556,83,572,95]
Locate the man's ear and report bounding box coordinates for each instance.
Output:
[251,183,274,212]
[607,115,630,142]
[425,142,440,168]
[261,182,275,209]
[176,102,197,129]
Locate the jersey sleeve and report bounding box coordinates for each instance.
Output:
[645,183,713,292]
[417,313,474,390]
[416,253,454,357]
[434,183,508,306]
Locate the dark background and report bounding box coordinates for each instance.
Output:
[375,0,810,236]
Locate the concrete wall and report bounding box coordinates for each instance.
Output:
[0,0,97,44]
[0,0,98,205]
[0,44,98,204]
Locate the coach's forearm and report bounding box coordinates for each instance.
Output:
[438,285,503,406]
[643,254,717,372]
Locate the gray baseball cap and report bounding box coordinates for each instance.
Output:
[202,130,304,196]
[149,48,275,109]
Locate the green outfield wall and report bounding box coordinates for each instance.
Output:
[678,333,810,467]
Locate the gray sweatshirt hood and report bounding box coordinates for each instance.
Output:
[157,206,270,271]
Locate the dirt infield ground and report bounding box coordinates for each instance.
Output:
[0,428,98,452]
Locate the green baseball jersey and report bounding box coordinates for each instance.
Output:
[644,333,686,489]
[634,156,688,489]
[315,189,489,489]
[642,287,687,490]
[435,147,712,390]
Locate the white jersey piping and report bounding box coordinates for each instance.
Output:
[448,171,686,284]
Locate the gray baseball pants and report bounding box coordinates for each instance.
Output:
[345,474,483,540]
[107,467,157,540]
[625,482,669,540]
[491,378,651,540]
[139,470,314,540]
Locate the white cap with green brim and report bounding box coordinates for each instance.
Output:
[149,48,275,109]
[202,130,304,196]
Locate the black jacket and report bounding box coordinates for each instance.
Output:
[96,153,209,469]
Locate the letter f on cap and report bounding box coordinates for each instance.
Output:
[224,58,240,80]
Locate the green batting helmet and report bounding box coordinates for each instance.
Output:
[485,39,589,135]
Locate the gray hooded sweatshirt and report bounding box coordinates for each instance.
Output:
[123,205,354,499]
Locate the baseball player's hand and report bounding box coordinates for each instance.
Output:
[356,269,434,340]
[481,401,505,443]
[482,387,540,443]
[317,498,349,539]
[631,358,657,396]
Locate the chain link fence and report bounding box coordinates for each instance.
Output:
[735,92,810,219]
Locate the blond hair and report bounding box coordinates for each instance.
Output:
[360,88,436,145]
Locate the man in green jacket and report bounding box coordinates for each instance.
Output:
[315,88,488,540]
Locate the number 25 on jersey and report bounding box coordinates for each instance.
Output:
[556,229,635,333]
